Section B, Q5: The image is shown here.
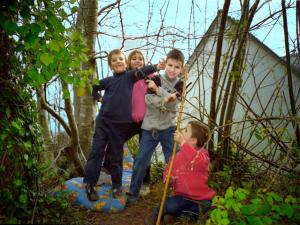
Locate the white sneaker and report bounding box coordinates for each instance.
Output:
[140,184,150,196]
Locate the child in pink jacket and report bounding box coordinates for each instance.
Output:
[145,121,216,225]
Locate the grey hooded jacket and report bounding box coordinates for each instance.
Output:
[141,73,180,131]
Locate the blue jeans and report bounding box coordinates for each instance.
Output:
[154,195,212,218]
[129,127,175,196]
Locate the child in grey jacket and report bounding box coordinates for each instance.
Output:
[127,49,185,205]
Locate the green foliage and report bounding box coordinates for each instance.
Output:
[0,0,91,90]
[127,135,139,159]
[0,0,90,223]
[206,187,300,225]
[150,160,165,184]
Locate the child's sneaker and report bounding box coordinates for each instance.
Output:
[125,192,139,206]
[85,183,99,201]
[112,187,123,198]
[140,184,150,196]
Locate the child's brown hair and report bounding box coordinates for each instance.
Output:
[107,49,126,67]
[189,121,211,148]
[166,48,185,65]
[127,49,145,70]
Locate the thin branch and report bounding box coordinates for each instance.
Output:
[38,87,72,136]
[97,0,120,16]
[282,0,300,147]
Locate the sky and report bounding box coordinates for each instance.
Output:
[95,0,297,76]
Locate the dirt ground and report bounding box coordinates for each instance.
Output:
[86,194,158,225]
[82,185,198,225]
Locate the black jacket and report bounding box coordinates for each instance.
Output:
[92,65,157,123]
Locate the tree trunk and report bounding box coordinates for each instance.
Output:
[281,0,300,148]
[62,81,85,176]
[208,1,231,153]
[220,0,260,168]
[74,0,98,158]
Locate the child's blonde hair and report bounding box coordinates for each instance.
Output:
[189,121,211,148]
[127,49,145,70]
[107,49,126,67]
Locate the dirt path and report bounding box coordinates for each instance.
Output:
[80,185,199,225]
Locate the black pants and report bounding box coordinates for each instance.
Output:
[83,115,131,189]
[102,121,151,184]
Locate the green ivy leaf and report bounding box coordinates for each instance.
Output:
[225,198,235,209]
[267,192,282,202]
[6,107,11,118]
[30,23,41,35]
[40,53,54,66]
[71,6,78,14]
[20,5,31,18]
[284,204,294,218]
[261,217,273,224]
[3,21,18,35]
[17,25,30,38]
[14,179,23,187]
[24,33,38,45]
[18,194,28,204]
[246,216,264,225]
[12,121,21,130]
[241,204,257,215]
[255,204,272,216]
[49,40,60,52]
[25,159,34,168]
[28,68,38,79]
[235,188,249,201]
[48,14,60,27]
[224,187,234,199]
[24,154,29,161]
[220,218,230,225]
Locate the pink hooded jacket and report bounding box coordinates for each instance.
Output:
[163,143,216,200]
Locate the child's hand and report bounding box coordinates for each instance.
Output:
[92,92,102,102]
[164,92,177,103]
[146,79,159,93]
[174,130,184,145]
[156,58,166,70]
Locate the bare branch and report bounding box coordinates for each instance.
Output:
[98,0,120,16]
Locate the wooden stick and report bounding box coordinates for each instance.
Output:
[156,64,189,225]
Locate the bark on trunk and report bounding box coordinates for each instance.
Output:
[74,0,98,158]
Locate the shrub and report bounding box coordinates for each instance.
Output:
[206,187,300,225]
